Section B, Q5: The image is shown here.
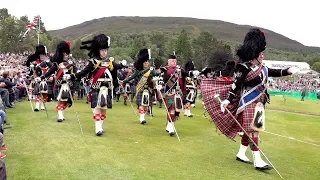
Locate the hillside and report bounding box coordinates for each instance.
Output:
[49,16,319,53]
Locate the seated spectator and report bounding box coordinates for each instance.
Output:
[0,82,11,108]
[0,133,5,159]
[13,72,26,102]
[0,110,6,159]
[0,158,6,179]
[0,71,16,105]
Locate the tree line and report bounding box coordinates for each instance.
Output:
[1,8,319,72]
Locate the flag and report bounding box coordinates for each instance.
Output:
[22,16,40,38]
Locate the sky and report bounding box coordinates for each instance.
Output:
[1,0,320,47]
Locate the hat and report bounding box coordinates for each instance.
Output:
[35,45,47,55]
[134,48,150,70]
[236,28,266,62]
[80,34,110,59]
[51,41,71,63]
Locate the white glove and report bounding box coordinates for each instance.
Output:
[193,70,200,77]
[30,64,34,68]
[156,85,162,90]
[35,77,41,82]
[287,66,300,74]
[220,99,230,113]
[63,74,71,80]
[121,60,127,66]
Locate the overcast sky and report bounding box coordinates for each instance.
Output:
[1,0,319,47]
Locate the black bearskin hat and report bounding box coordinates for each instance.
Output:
[35,45,46,56]
[168,55,176,60]
[80,34,110,59]
[25,44,47,67]
[236,28,266,62]
[134,48,150,71]
[200,67,212,76]
[51,41,71,63]
[183,58,195,71]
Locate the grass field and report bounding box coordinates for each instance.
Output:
[3,96,320,180]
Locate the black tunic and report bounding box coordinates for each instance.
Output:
[227,63,291,102]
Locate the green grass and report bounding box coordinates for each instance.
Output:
[3,96,320,180]
[267,96,320,115]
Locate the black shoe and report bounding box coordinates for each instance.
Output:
[34,108,39,112]
[169,132,176,136]
[57,119,64,122]
[96,131,103,136]
[6,105,13,108]
[236,157,253,164]
[255,165,273,171]
[187,115,193,117]
[140,120,146,124]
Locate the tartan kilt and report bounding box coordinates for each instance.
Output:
[32,82,40,95]
[201,78,240,140]
[47,81,54,95]
[136,90,152,107]
[90,89,112,109]
[115,86,124,95]
[183,88,196,105]
[237,95,265,133]
[130,85,136,95]
[164,93,183,115]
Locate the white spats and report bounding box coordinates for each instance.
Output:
[35,102,40,110]
[41,103,45,110]
[58,110,64,120]
[236,144,250,162]
[139,113,146,124]
[184,109,192,117]
[252,151,269,168]
[95,121,103,134]
[167,122,175,135]
[100,120,104,132]
[184,110,188,116]
[166,123,170,132]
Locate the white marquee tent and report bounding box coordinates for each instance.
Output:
[263,60,311,71]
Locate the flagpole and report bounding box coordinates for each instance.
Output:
[37,16,40,45]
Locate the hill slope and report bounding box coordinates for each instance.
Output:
[49,16,319,52]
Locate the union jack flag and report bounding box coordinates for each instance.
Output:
[22,16,40,38]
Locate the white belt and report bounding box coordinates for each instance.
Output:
[97,78,112,82]
[186,85,196,88]
[92,80,113,89]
